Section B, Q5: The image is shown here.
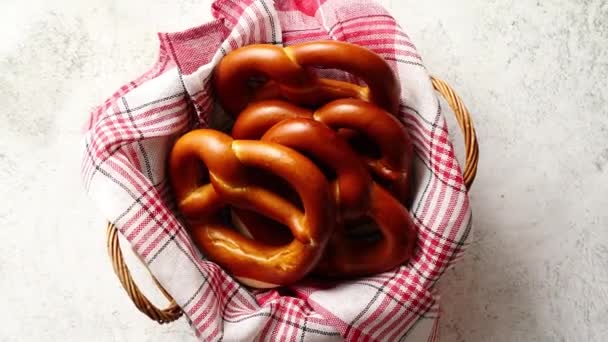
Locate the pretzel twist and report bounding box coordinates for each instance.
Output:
[232,99,413,205]
[169,41,414,283]
[169,129,335,288]
[213,40,401,117]
[231,101,417,277]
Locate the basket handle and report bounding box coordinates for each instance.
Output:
[105,76,479,324]
[431,76,479,189]
[106,223,183,323]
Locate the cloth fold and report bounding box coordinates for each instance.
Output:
[81,0,472,340]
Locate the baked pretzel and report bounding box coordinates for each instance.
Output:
[315,183,417,277]
[232,98,413,205]
[213,40,400,116]
[314,98,414,205]
[169,129,335,288]
[237,117,373,219]
[232,116,417,277]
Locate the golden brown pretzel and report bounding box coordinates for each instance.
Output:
[232,98,413,205]
[237,117,373,219]
[315,183,417,277]
[169,129,335,288]
[232,115,416,277]
[213,40,400,116]
[230,207,293,246]
[314,98,414,205]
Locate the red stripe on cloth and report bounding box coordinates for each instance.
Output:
[345,25,414,45]
[417,166,442,223]
[309,299,367,340]
[347,35,417,50]
[257,305,276,340]
[434,187,464,239]
[403,112,450,139]
[100,154,196,260]
[225,286,259,314]
[89,100,188,169]
[427,177,452,235]
[283,30,330,41]
[340,26,416,49]
[258,0,269,45]
[212,0,251,26]
[110,103,143,174]
[99,99,188,135]
[381,288,435,341]
[448,204,470,245]
[364,286,417,338]
[286,301,299,342]
[361,273,431,338]
[337,16,396,32]
[242,5,258,46]
[124,142,142,173]
[84,53,172,132]
[106,180,171,248]
[192,286,223,340]
[342,27,416,50]
[271,303,287,341]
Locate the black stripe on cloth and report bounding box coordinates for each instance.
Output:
[344,270,401,337]
[97,91,186,123]
[164,34,190,95]
[222,311,340,336]
[328,14,396,33]
[353,280,437,319]
[401,104,446,131]
[406,251,464,282]
[260,0,279,45]
[190,75,214,98]
[416,149,464,190]
[412,204,470,246]
[398,304,437,342]
[144,227,259,317]
[113,178,166,224]
[406,156,469,282]
[183,279,208,308]
[411,149,466,194]
[299,314,309,342]
[412,153,435,217]
[409,100,467,193]
[426,217,473,288]
[284,27,322,33]
[85,95,188,186]
[85,140,142,204]
[384,56,425,68]
[216,284,241,342]
[122,97,154,182]
[409,157,470,244]
[164,31,200,131]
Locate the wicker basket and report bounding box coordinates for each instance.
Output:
[106,75,479,324]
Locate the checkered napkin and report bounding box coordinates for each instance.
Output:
[80,0,473,340]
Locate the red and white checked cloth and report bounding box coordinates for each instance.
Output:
[80,0,472,340]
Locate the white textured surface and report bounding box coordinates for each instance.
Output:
[1,0,607,341]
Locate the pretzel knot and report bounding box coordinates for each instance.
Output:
[213,40,401,117]
[169,129,335,288]
[232,99,414,206]
[170,41,416,286]
[232,99,417,277]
